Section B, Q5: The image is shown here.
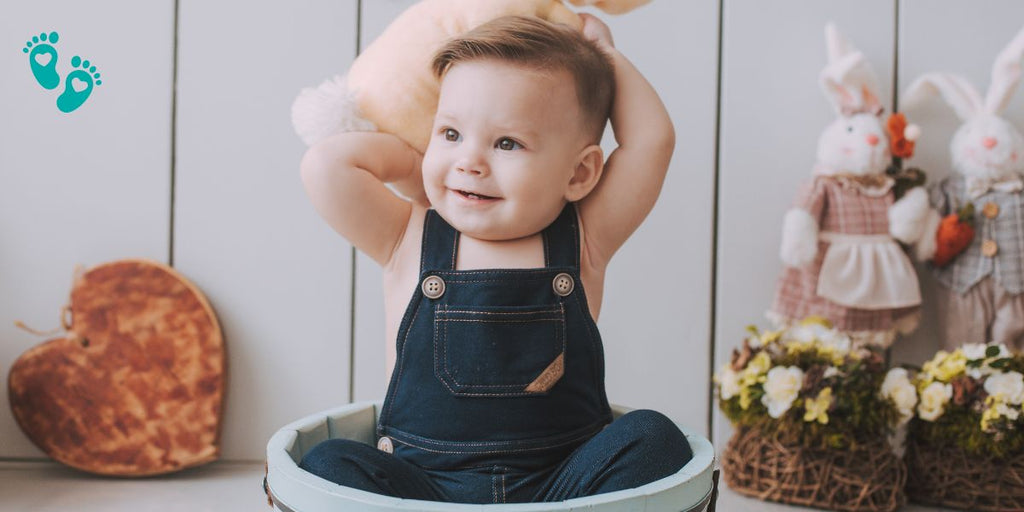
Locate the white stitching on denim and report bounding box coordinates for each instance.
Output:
[435,306,566,393]
[388,424,603,455]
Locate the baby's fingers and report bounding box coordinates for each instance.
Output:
[579,13,614,48]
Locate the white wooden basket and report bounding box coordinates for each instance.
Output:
[266,401,717,512]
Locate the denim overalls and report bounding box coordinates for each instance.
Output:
[300,204,692,503]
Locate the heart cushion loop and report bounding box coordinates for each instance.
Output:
[8,259,226,476]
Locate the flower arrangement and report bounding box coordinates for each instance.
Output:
[904,343,1024,511]
[717,319,906,449]
[716,319,910,512]
[909,342,1024,457]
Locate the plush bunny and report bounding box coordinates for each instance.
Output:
[290,0,650,153]
[769,24,931,347]
[902,26,1024,350]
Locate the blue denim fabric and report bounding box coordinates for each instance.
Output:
[300,204,692,503]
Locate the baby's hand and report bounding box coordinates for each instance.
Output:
[579,13,614,49]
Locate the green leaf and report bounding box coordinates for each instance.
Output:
[987,345,1001,358]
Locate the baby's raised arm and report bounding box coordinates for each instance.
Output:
[300,132,424,267]
[576,14,675,265]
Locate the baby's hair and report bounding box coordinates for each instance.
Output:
[432,15,615,144]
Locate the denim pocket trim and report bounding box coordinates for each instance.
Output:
[434,303,566,397]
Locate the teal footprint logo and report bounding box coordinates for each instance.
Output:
[23,31,60,90]
[57,55,102,113]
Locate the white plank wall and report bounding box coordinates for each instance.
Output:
[0,0,174,458]
[174,0,358,460]
[891,0,1024,367]
[3,0,1024,469]
[713,0,897,452]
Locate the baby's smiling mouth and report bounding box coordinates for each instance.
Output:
[454,189,500,201]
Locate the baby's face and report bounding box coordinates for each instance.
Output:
[422,60,587,241]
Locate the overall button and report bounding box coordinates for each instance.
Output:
[552,273,574,297]
[377,436,394,454]
[982,239,999,257]
[422,275,445,299]
[983,202,1000,219]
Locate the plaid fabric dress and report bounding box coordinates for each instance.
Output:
[770,176,921,343]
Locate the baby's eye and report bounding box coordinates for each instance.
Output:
[846,126,853,133]
[443,128,461,142]
[496,138,523,151]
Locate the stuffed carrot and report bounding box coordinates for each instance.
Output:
[933,203,975,267]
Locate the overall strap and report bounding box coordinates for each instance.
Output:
[542,203,580,269]
[420,209,460,273]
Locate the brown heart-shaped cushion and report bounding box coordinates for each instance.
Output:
[8,259,225,476]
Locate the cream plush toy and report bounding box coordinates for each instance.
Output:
[769,24,931,347]
[902,26,1024,350]
[291,0,649,154]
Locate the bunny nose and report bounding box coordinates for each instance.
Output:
[982,137,998,149]
[865,134,880,146]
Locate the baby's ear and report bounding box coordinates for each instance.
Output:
[565,144,604,202]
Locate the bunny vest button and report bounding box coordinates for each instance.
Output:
[8,259,225,476]
[982,239,1000,258]
[983,202,1000,219]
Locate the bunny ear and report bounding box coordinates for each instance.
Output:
[820,51,883,115]
[903,73,982,120]
[985,25,1024,114]
[825,22,855,64]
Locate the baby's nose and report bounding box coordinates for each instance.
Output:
[982,136,998,149]
[865,134,880,147]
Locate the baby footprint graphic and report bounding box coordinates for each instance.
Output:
[23,31,60,90]
[57,55,102,113]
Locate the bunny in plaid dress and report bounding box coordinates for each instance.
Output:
[768,25,931,347]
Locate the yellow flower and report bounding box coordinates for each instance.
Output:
[800,316,833,328]
[922,350,966,382]
[739,386,753,410]
[803,387,833,424]
[760,329,782,346]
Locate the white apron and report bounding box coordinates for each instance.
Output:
[816,231,921,310]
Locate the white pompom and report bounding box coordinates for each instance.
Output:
[904,124,921,142]
[290,75,377,146]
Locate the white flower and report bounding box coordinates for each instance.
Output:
[961,343,989,361]
[964,343,1013,379]
[824,366,841,379]
[984,371,1024,405]
[997,402,1021,422]
[718,364,742,400]
[918,382,953,421]
[746,335,763,349]
[762,366,804,418]
[782,323,851,356]
[881,368,918,423]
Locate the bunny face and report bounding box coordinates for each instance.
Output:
[816,113,890,176]
[952,113,1024,180]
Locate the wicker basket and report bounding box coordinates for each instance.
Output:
[906,436,1024,511]
[721,426,906,512]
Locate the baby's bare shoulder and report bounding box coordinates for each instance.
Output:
[384,203,427,274]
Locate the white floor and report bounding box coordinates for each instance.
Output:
[0,460,958,512]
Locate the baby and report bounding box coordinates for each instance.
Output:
[297,14,691,504]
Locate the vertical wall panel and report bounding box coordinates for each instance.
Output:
[176,0,358,460]
[893,0,1024,367]
[598,1,718,431]
[352,0,416,403]
[714,0,896,459]
[0,0,173,458]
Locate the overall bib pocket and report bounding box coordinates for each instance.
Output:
[434,303,566,397]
